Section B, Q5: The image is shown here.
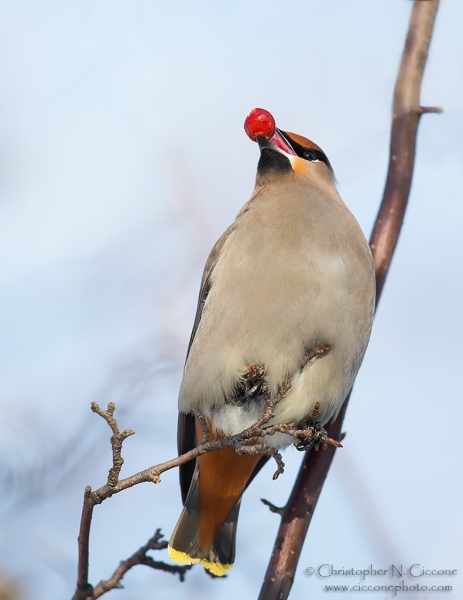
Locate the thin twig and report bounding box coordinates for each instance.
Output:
[192,408,210,443]
[83,382,337,506]
[271,452,286,480]
[258,2,441,599]
[73,346,334,598]
[91,530,191,598]
[261,498,284,516]
[90,402,135,488]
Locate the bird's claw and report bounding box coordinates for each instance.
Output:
[294,422,327,451]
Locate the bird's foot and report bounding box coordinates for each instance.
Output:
[294,422,327,451]
[232,364,267,405]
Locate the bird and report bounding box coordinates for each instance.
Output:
[168,114,375,577]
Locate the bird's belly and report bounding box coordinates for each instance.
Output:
[206,345,348,449]
[180,275,366,445]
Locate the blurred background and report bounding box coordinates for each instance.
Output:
[0,1,462,599]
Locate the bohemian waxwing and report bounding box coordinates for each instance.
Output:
[168,123,375,576]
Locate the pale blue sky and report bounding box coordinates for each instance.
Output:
[0,2,462,599]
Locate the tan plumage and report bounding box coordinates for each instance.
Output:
[168,127,375,575]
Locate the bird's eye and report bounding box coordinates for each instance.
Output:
[303,150,320,162]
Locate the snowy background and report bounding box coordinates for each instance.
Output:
[0,1,462,599]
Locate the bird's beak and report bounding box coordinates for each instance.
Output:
[257,128,297,156]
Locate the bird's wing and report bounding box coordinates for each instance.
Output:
[178,223,236,503]
[177,220,270,502]
[186,223,237,357]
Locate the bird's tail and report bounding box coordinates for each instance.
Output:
[168,446,261,576]
[168,465,241,576]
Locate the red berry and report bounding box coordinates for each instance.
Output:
[244,108,276,142]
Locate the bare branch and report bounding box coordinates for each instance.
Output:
[261,498,284,516]
[91,402,135,488]
[370,0,441,304]
[271,452,285,480]
[91,530,191,598]
[72,488,95,600]
[73,346,335,597]
[83,352,334,506]
[419,105,442,114]
[192,408,210,443]
[257,398,349,600]
[258,2,441,599]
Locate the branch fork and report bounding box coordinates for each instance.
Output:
[74,344,339,597]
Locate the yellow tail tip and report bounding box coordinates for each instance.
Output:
[168,545,232,577]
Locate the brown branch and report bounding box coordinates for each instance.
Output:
[261,498,284,516]
[73,403,136,599]
[257,2,441,599]
[90,402,135,488]
[271,451,286,480]
[369,0,441,304]
[79,354,334,504]
[73,488,95,600]
[73,346,333,598]
[257,398,349,600]
[91,530,191,598]
[419,105,442,114]
[192,408,210,443]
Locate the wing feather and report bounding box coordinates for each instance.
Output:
[178,224,237,500]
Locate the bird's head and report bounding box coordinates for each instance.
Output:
[255,128,335,188]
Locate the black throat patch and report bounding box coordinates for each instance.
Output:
[257,148,292,180]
